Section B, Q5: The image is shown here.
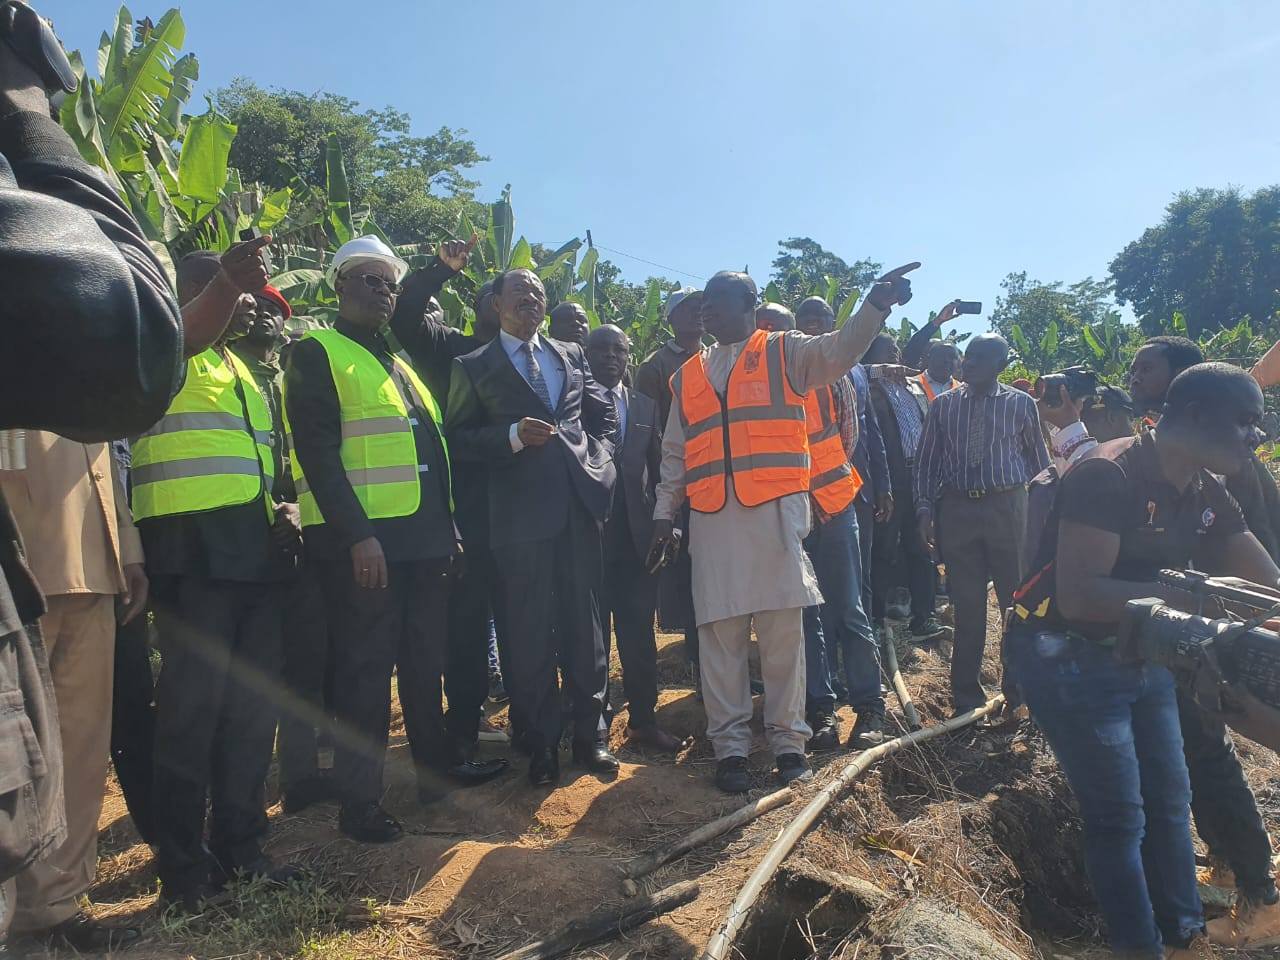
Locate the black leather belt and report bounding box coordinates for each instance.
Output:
[946,484,1024,500]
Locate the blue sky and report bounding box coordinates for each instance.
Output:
[48,1,1280,337]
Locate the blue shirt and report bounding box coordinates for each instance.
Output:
[500,329,565,411]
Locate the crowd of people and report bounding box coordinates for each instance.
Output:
[8,51,1280,960]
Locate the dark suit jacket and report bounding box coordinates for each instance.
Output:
[445,335,618,548]
[868,379,913,494]
[609,386,662,562]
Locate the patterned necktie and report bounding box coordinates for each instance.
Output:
[521,340,554,411]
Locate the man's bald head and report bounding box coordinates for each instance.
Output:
[1161,362,1265,477]
[549,301,590,346]
[701,271,759,344]
[924,339,960,382]
[755,302,795,332]
[959,333,1010,390]
[796,296,835,336]
[585,323,630,389]
[863,331,900,365]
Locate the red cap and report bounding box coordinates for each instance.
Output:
[258,285,292,321]
[1011,378,1033,394]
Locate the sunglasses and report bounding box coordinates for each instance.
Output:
[353,272,402,296]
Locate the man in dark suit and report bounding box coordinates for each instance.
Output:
[444,269,620,787]
[586,325,686,753]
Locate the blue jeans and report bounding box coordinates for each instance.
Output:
[803,505,883,715]
[1008,630,1203,957]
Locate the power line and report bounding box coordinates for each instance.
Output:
[590,242,706,282]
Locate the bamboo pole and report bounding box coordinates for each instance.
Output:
[880,630,922,729]
[621,787,796,880]
[495,879,700,960]
[701,697,1006,960]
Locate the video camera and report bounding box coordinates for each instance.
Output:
[1117,570,1280,711]
[0,1,77,99]
[1034,365,1100,408]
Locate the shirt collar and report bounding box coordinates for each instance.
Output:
[667,338,693,357]
[336,318,389,354]
[611,382,626,401]
[500,328,545,358]
[961,380,1001,399]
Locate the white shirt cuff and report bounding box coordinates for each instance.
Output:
[509,422,524,453]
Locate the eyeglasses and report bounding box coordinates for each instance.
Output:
[355,273,402,296]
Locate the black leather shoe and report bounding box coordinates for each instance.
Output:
[225,854,308,885]
[528,747,560,786]
[440,757,509,785]
[39,911,141,951]
[848,709,887,749]
[282,776,336,815]
[715,756,751,794]
[572,740,620,775]
[807,711,840,751]
[776,752,814,785]
[158,882,232,915]
[338,802,403,843]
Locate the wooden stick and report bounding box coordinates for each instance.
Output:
[495,879,700,960]
[881,629,922,729]
[621,787,796,880]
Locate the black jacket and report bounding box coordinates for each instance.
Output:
[609,387,662,562]
[444,335,618,548]
[0,110,182,441]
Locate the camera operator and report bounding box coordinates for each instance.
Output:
[1007,363,1280,957]
[0,4,184,948]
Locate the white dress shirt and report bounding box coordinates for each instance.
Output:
[501,329,566,452]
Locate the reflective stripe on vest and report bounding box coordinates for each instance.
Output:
[131,347,275,521]
[670,329,809,512]
[915,372,957,403]
[283,328,450,528]
[803,383,862,515]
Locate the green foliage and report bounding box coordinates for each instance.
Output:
[769,238,880,309]
[214,79,488,246]
[1110,186,1280,340]
[989,272,1138,377]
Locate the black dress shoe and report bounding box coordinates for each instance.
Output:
[441,757,509,785]
[159,882,232,915]
[528,747,560,786]
[39,911,141,951]
[338,802,403,843]
[225,854,308,885]
[572,740,620,775]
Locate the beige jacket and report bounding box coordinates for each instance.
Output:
[0,433,142,598]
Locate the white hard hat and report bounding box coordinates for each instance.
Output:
[665,286,701,318]
[329,235,410,284]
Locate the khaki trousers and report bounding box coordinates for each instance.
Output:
[698,608,811,760]
[12,594,114,932]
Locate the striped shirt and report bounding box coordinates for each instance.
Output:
[869,368,926,458]
[913,381,1050,517]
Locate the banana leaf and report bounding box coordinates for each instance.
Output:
[577,247,599,312]
[1080,324,1105,359]
[98,9,185,163]
[177,107,235,203]
[1010,324,1031,359]
[324,133,353,246]
[101,7,132,89]
[1039,320,1059,357]
[487,186,513,271]
[157,53,199,140]
[509,237,535,270]
[835,288,861,329]
[763,281,784,304]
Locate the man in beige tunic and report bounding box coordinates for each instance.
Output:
[651,265,918,793]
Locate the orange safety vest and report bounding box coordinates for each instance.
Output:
[804,383,863,514]
[670,329,810,513]
[915,372,958,403]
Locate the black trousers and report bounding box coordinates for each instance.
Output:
[110,613,155,843]
[871,483,935,624]
[1179,692,1276,899]
[443,547,495,747]
[150,576,283,891]
[319,555,452,804]
[276,564,334,791]
[493,498,607,749]
[602,508,660,729]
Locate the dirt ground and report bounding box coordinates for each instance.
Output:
[16,596,1280,959]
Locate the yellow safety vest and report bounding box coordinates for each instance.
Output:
[284,327,450,528]
[132,347,275,520]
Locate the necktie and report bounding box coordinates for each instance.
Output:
[521,340,554,411]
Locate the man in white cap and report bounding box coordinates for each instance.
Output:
[285,237,504,844]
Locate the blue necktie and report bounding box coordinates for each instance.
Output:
[521,340,554,411]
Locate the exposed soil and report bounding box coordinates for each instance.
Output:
[17,594,1280,959]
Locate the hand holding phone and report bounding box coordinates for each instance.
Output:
[952,300,982,315]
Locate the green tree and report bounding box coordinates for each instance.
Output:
[768,237,880,308]
[214,79,487,245]
[1110,186,1280,340]
[989,272,1136,376]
